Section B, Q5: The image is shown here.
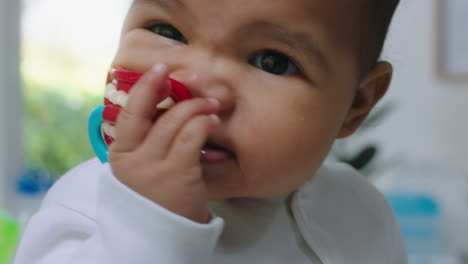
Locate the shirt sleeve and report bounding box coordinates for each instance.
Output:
[13,161,224,264]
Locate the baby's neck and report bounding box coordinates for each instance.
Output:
[209,194,290,249]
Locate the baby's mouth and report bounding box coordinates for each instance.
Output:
[201,139,236,162]
[101,123,236,162]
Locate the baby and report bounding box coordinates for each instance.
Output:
[14,0,406,263]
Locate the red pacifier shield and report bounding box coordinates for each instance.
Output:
[102,67,192,145]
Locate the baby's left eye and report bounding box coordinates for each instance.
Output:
[145,23,188,44]
[250,50,298,75]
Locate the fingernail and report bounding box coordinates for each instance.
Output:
[207,98,220,107]
[150,64,168,73]
[209,114,220,123]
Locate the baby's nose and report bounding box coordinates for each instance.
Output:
[169,70,235,115]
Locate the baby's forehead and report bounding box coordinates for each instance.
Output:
[129,0,362,57]
[132,0,359,17]
[131,0,361,31]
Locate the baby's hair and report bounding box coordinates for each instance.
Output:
[361,0,400,73]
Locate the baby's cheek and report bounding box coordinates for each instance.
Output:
[112,30,178,74]
[247,114,331,193]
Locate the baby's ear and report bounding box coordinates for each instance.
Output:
[337,61,393,138]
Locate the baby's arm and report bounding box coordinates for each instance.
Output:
[13,160,223,264]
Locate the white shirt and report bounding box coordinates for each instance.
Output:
[13,158,407,264]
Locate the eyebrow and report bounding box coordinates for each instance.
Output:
[250,21,330,72]
[134,1,329,72]
[140,0,183,9]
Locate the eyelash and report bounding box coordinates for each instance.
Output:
[145,22,301,76]
[144,22,188,44]
[249,50,301,76]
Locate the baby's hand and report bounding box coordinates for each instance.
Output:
[108,64,220,223]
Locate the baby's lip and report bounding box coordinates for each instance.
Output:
[202,136,237,162]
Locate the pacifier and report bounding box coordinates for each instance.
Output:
[88,66,192,163]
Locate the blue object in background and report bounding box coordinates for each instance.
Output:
[16,169,54,196]
[385,192,443,255]
[14,169,54,229]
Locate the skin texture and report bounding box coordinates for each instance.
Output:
[108,0,393,223]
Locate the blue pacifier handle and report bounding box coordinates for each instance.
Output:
[88,106,108,163]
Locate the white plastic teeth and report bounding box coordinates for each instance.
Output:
[101,122,116,138]
[156,97,175,109]
[105,82,176,109]
[105,83,128,108]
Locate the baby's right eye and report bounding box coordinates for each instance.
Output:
[250,50,299,76]
[145,23,188,44]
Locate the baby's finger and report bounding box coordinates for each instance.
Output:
[167,114,221,166]
[125,64,171,118]
[112,64,171,153]
[139,98,220,158]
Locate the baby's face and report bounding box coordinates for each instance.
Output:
[111,0,363,199]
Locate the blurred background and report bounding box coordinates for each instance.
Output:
[0,0,467,263]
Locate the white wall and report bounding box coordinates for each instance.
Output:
[343,0,468,253]
[367,0,468,172]
[0,0,22,212]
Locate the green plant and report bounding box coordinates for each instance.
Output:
[21,40,108,178]
[23,78,101,178]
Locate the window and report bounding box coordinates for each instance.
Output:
[21,0,130,177]
[0,0,21,210]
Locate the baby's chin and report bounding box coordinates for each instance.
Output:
[203,168,307,201]
[206,189,295,202]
